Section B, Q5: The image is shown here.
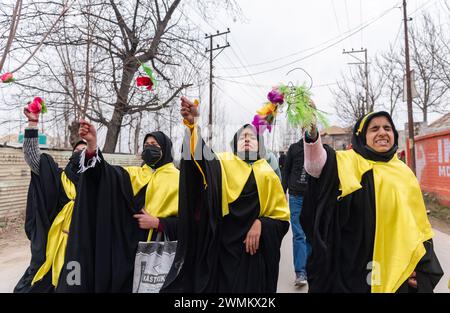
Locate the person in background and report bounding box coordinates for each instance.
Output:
[265,149,282,179]
[282,136,310,287]
[278,151,286,174]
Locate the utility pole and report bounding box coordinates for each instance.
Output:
[205,28,230,144]
[403,0,416,174]
[343,48,370,110]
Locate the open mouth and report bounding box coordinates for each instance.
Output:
[375,139,389,145]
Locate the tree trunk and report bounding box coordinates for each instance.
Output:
[103,59,138,152]
[134,113,142,154]
[68,120,80,148]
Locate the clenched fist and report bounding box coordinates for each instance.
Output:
[78,119,97,153]
[180,96,199,125]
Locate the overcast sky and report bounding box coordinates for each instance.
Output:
[187,0,446,130]
[1,0,448,151]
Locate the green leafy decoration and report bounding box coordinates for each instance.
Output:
[279,84,329,130]
[140,62,157,87]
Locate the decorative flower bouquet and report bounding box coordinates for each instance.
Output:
[0,72,14,83]
[252,85,328,134]
[28,97,47,114]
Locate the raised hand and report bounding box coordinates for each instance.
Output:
[23,106,39,127]
[180,96,199,125]
[78,119,97,153]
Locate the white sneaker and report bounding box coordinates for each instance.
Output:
[295,273,307,287]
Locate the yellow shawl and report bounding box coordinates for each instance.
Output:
[336,149,433,293]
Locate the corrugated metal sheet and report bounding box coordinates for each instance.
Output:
[0,146,141,219]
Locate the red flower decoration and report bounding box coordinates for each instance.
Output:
[0,72,14,83]
[28,97,46,114]
[136,76,153,91]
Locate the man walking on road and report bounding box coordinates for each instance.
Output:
[282,137,310,287]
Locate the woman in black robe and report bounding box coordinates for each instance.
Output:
[55,122,179,292]
[301,109,443,293]
[14,105,86,293]
[162,97,290,293]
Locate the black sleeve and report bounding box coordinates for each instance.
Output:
[396,239,444,293]
[57,154,146,292]
[259,217,290,292]
[282,146,293,193]
[162,128,223,293]
[159,217,178,241]
[415,239,444,292]
[15,154,63,293]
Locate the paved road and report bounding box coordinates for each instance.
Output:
[0,227,448,293]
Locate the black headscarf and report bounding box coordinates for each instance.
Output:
[72,140,87,152]
[230,124,266,162]
[351,111,398,162]
[142,131,174,168]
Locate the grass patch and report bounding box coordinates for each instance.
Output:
[423,193,450,226]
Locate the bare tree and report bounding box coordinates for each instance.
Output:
[375,46,404,118]
[0,0,72,74]
[331,63,383,126]
[407,13,449,123]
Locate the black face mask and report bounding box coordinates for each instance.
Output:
[141,145,162,168]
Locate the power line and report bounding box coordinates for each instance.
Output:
[360,0,363,46]
[218,1,403,71]
[219,53,262,103]
[205,28,230,143]
[221,4,400,79]
[214,83,254,116]
[183,2,266,100]
[215,76,339,89]
[228,46,266,94]
[331,0,345,52]
[192,4,268,95]
[344,0,353,46]
[392,21,404,49]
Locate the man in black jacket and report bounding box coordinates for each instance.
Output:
[282,139,310,287]
[278,151,286,176]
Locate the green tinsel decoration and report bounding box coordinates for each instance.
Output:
[279,84,329,130]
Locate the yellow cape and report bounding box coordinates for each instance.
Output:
[336,149,433,293]
[184,121,288,221]
[32,171,75,287]
[216,152,289,221]
[125,163,179,241]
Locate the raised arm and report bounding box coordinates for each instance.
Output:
[180,97,213,187]
[303,101,327,178]
[78,119,101,172]
[22,107,41,175]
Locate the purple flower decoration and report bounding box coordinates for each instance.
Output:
[252,115,272,134]
[267,90,284,104]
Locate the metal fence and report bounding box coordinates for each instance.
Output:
[0,146,141,220]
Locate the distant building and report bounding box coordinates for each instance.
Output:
[425,113,450,133]
[0,132,61,149]
[320,126,352,150]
